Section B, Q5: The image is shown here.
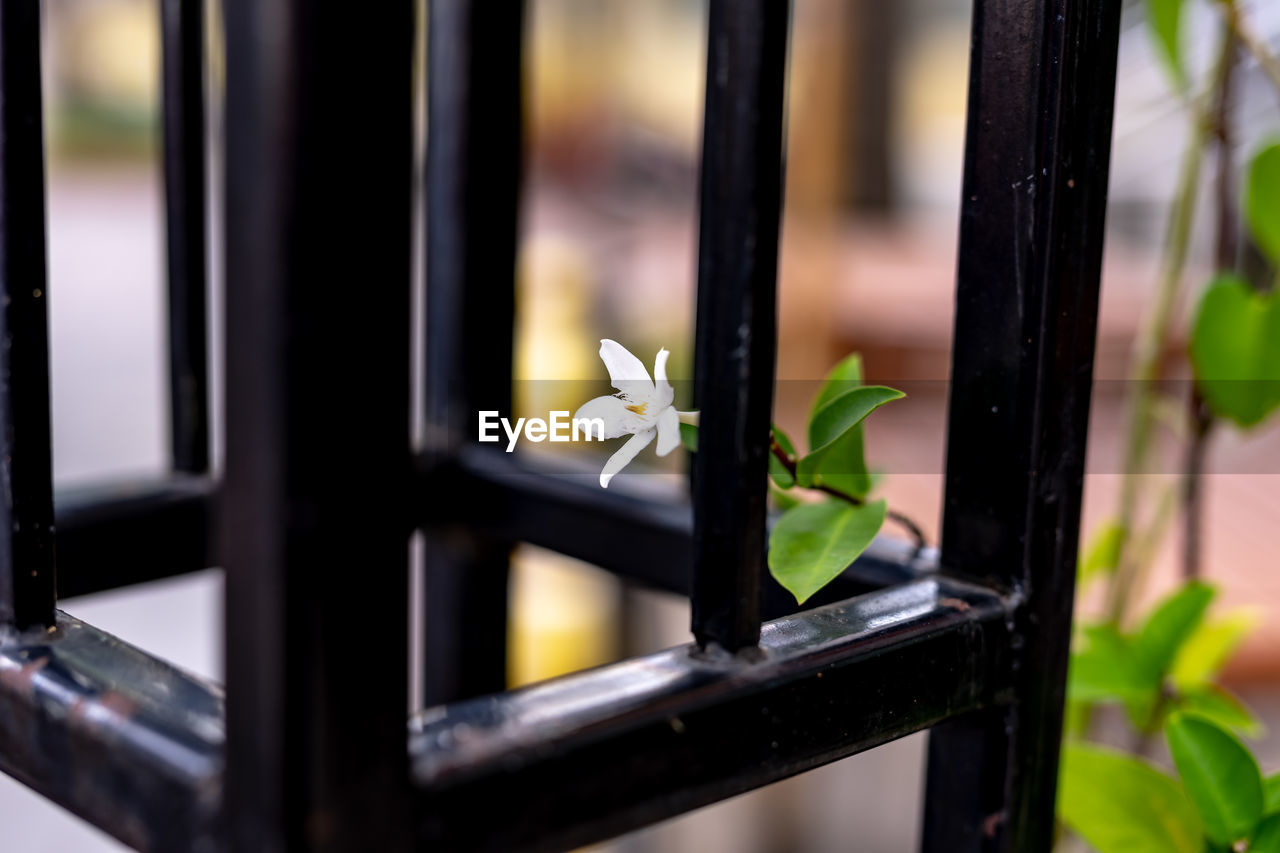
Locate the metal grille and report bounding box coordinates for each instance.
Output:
[0,0,1122,850]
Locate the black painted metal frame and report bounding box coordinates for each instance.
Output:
[0,0,1122,850]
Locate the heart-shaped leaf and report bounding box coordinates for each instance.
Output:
[796,386,903,488]
[1058,742,1203,853]
[1247,142,1280,265]
[1190,274,1280,428]
[1166,712,1265,846]
[768,499,886,604]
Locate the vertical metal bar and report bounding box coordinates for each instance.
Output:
[421,0,524,705]
[222,2,414,849]
[690,0,789,654]
[160,0,209,474]
[921,0,1122,849]
[0,0,56,631]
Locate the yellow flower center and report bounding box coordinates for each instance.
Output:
[624,402,648,415]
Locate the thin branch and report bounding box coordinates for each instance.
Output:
[768,432,928,554]
[1213,28,1241,274]
[1181,26,1238,582]
[1182,393,1213,580]
[1105,23,1235,625]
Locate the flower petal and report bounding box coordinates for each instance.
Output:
[600,428,656,488]
[653,347,674,407]
[599,339,654,397]
[573,395,640,439]
[655,406,680,457]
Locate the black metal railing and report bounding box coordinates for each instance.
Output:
[0,0,1123,850]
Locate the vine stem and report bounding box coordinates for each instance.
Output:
[1182,394,1213,580]
[1104,22,1235,625]
[1182,24,1239,582]
[767,432,928,554]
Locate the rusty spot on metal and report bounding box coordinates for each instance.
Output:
[939,597,972,613]
[70,689,141,727]
[98,691,140,718]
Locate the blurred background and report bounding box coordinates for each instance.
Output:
[4,0,1280,850]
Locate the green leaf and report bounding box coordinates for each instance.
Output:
[1133,582,1215,679]
[1266,773,1280,813]
[767,499,886,604]
[1145,0,1186,89]
[1058,742,1203,853]
[1247,142,1280,266]
[796,386,903,488]
[1068,624,1157,706]
[1254,814,1280,853]
[1177,684,1262,737]
[1062,698,1090,739]
[769,424,796,489]
[805,354,875,498]
[768,458,795,488]
[1166,712,1265,845]
[814,427,874,497]
[1079,519,1125,585]
[1081,581,1221,731]
[810,353,867,418]
[1189,274,1280,429]
[679,422,698,452]
[1170,610,1258,689]
[770,485,801,511]
[807,386,904,452]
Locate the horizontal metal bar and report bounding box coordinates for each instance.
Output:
[51,441,923,606]
[0,569,1007,853]
[54,475,214,599]
[425,447,935,617]
[411,575,1013,852]
[0,611,222,850]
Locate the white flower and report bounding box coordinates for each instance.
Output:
[575,339,696,488]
